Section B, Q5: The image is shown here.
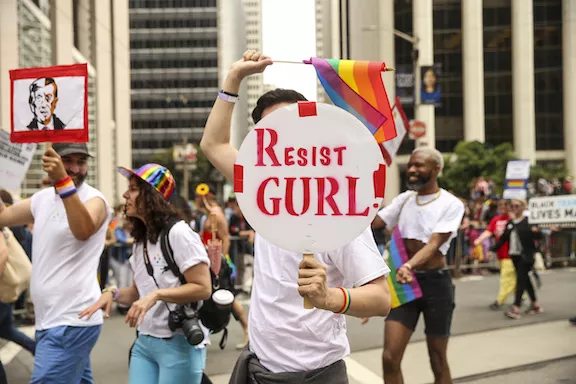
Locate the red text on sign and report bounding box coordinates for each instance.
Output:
[256,176,370,217]
[255,128,347,167]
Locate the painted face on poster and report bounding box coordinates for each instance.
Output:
[234,102,386,254]
[9,64,89,143]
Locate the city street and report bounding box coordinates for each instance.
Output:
[3,268,576,383]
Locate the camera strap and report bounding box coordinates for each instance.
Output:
[143,241,173,314]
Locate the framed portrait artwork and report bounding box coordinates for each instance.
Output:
[10,63,89,143]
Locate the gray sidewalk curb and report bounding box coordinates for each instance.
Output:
[452,354,576,383]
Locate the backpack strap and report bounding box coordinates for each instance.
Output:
[159,219,187,286]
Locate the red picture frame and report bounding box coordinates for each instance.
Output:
[9,63,89,143]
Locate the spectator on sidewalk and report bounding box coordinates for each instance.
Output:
[492,199,543,320]
[0,143,111,383]
[475,199,515,310]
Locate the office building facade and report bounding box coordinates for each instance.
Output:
[317,0,575,202]
[129,0,218,166]
[0,0,131,203]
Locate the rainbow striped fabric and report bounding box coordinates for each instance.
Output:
[117,163,175,201]
[386,228,423,309]
[55,176,76,198]
[505,179,527,189]
[309,58,397,144]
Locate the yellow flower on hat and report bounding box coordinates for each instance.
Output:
[196,183,210,196]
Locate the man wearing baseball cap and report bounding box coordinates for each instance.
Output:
[0,143,111,383]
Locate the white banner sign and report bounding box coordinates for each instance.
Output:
[0,130,37,190]
[503,189,527,200]
[505,160,531,180]
[528,195,576,225]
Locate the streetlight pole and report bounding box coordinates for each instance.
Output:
[363,25,420,137]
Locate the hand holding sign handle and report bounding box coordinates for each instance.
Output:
[302,254,315,309]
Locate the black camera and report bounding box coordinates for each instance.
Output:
[168,306,204,346]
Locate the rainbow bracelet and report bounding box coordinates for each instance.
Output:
[55,176,77,199]
[335,287,351,314]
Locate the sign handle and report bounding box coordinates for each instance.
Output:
[303,253,315,309]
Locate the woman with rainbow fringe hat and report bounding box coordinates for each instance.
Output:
[80,164,212,384]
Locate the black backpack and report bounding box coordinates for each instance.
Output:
[159,220,234,349]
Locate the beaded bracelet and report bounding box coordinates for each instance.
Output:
[335,287,351,314]
[55,176,77,198]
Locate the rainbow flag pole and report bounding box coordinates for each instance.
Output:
[273,58,398,144]
[386,228,423,309]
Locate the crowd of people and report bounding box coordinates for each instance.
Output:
[0,50,573,384]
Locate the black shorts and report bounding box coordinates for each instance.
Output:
[386,269,455,337]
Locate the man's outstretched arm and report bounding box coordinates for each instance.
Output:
[200,50,273,182]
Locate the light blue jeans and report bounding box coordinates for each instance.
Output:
[129,334,206,384]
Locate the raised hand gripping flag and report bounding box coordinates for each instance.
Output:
[386,228,422,309]
[309,58,397,144]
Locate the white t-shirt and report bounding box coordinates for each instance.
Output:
[129,221,211,345]
[377,189,465,255]
[249,227,390,373]
[30,183,111,330]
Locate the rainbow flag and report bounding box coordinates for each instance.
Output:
[506,179,527,189]
[386,228,422,308]
[309,58,397,144]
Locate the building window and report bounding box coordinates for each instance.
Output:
[131,78,218,89]
[129,0,216,8]
[433,1,463,153]
[483,0,513,147]
[129,18,217,29]
[534,0,563,150]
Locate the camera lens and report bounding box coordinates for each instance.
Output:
[181,317,205,346]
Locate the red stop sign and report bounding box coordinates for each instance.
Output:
[409,120,426,139]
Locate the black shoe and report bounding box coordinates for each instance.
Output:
[569,316,576,326]
[117,306,129,315]
[489,301,503,310]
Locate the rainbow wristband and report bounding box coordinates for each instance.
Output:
[335,287,351,314]
[55,176,77,199]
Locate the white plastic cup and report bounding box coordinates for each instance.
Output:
[212,289,234,308]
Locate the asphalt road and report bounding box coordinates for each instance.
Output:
[4,268,576,383]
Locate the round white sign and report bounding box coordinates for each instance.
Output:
[234,102,386,254]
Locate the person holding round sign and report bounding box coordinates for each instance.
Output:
[200,50,392,383]
[371,147,464,384]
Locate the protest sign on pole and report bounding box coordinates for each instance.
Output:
[9,63,89,144]
[503,160,531,199]
[0,129,37,191]
[233,102,386,308]
[528,195,576,227]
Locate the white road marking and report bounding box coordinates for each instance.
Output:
[345,356,382,384]
[458,275,485,282]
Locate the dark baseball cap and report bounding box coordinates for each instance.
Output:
[52,143,92,157]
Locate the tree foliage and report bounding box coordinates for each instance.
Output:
[439,140,569,198]
[439,141,516,198]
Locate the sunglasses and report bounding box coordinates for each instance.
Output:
[511,204,522,208]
